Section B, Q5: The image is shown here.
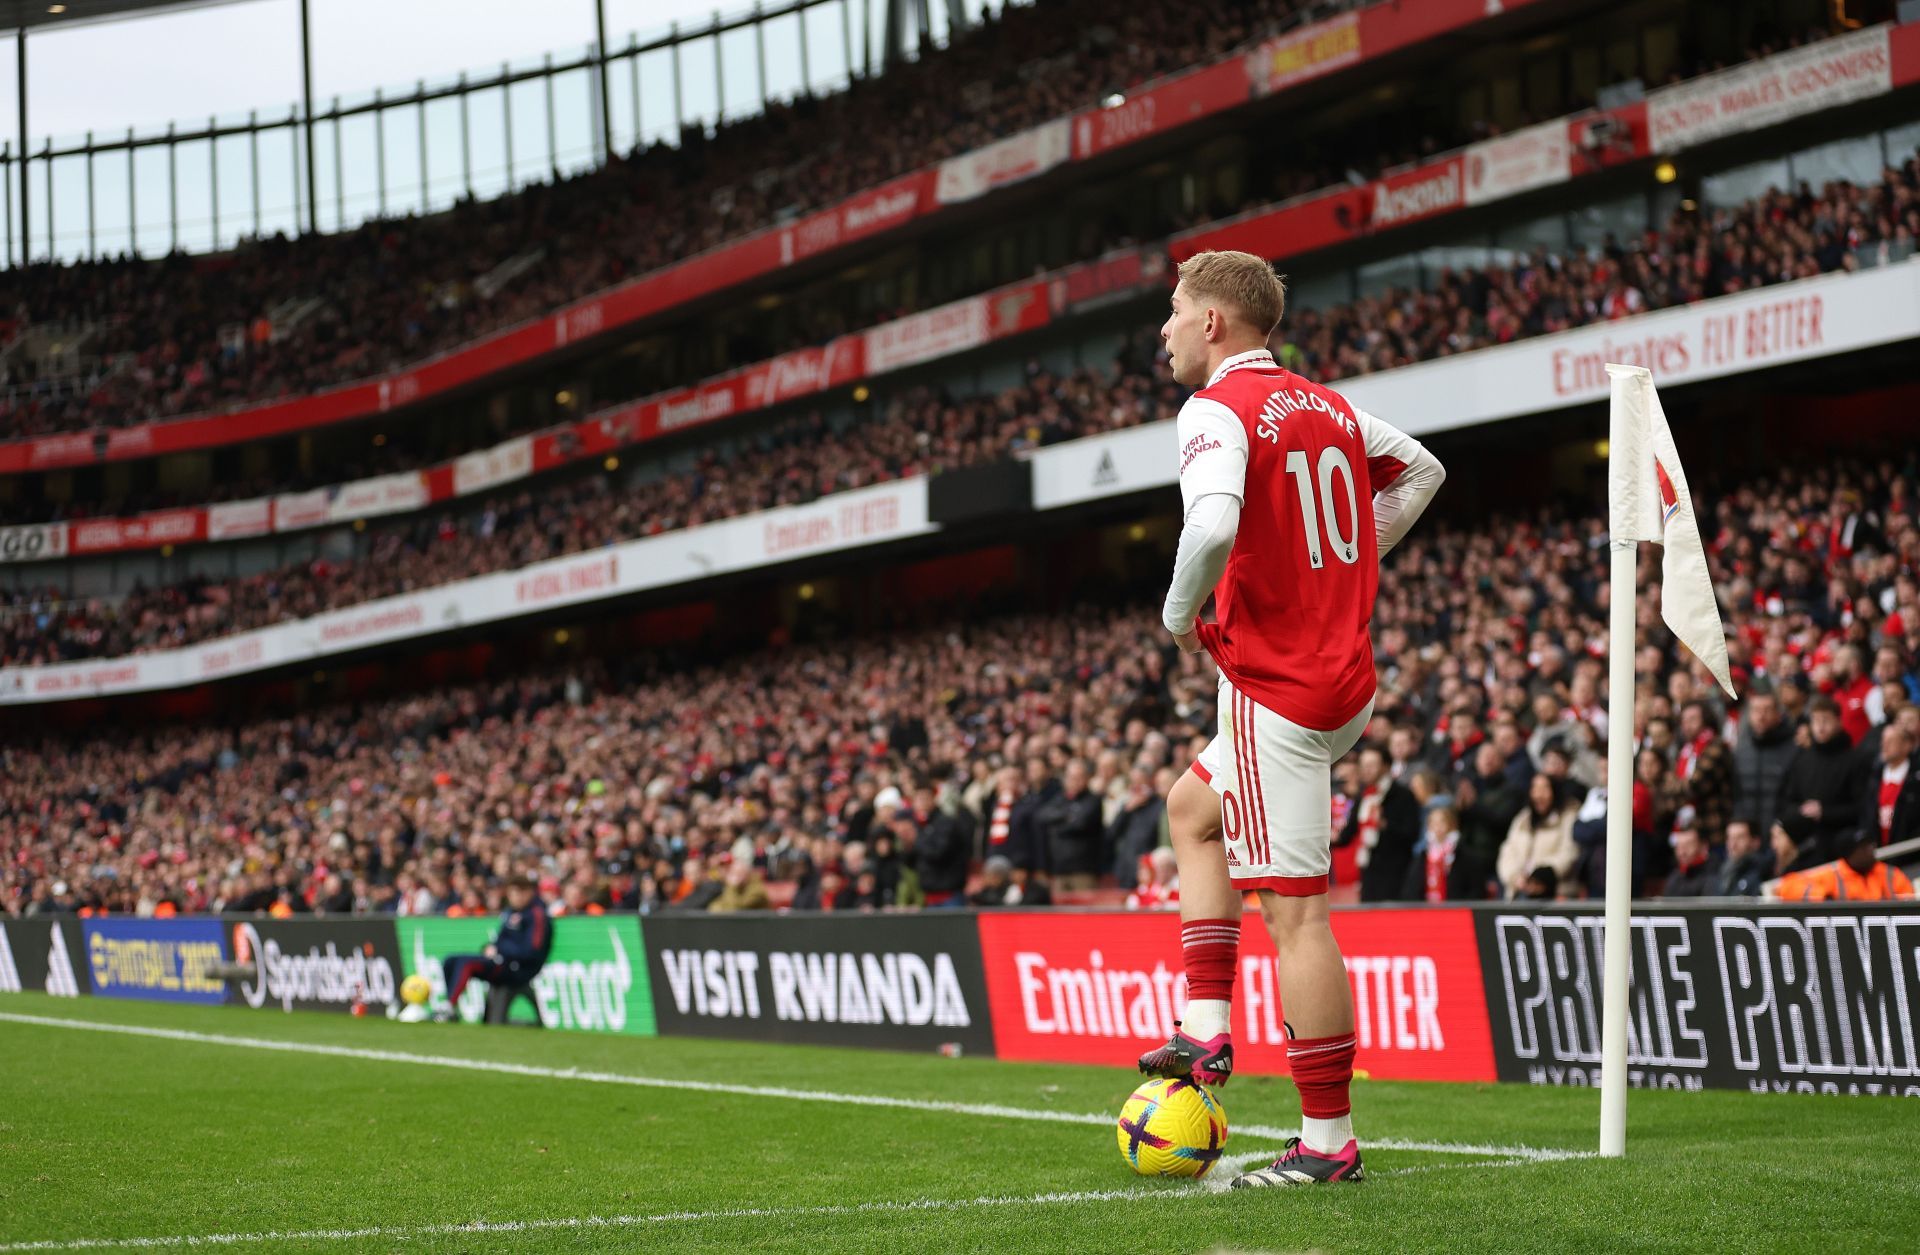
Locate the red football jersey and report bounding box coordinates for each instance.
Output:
[1181,351,1425,731]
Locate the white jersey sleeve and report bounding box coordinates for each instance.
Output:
[1162,494,1240,636]
[1357,408,1445,560]
[1176,396,1248,509]
[1162,396,1248,636]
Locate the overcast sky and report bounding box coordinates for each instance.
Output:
[3,0,875,138]
[0,0,1006,260]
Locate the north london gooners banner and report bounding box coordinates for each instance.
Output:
[397,915,655,1035]
[1474,905,1920,1099]
[641,912,995,1054]
[975,908,1496,1082]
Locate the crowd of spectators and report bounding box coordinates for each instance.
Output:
[0,0,1342,442]
[6,155,1916,666]
[4,432,1916,917]
[0,606,1210,918]
[0,327,1172,663]
[1347,462,1920,905]
[1283,152,1920,382]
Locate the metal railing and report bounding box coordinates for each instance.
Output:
[0,0,993,266]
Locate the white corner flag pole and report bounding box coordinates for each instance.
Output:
[1600,526,1636,1159]
[1600,364,1738,1160]
[1600,363,1648,1159]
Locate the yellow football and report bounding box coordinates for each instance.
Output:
[400,973,433,1006]
[1116,1077,1228,1177]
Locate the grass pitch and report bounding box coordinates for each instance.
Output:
[1,993,1915,1253]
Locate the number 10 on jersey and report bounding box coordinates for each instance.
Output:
[1284,447,1360,568]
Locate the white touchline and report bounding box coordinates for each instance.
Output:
[0,1160,1547,1253]
[0,1195,1144,1253]
[0,1010,1596,1168]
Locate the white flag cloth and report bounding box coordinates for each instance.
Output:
[1606,364,1736,699]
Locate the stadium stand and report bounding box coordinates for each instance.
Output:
[9,5,1920,1235]
[0,5,1850,447]
[4,438,1915,918]
[0,0,1345,442]
[4,154,1914,665]
[4,0,1916,919]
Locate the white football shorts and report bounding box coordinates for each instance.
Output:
[1192,672,1372,896]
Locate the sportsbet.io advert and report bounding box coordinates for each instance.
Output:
[229,919,404,1014]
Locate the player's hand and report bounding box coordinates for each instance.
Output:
[1171,626,1204,655]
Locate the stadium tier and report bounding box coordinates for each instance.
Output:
[0,13,1910,558]
[0,0,1348,443]
[0,0,1893,479]
[1,152,1915,667]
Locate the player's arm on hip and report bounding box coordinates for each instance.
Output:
[1356,408,1445,559]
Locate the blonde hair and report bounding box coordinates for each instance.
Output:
[1176,250,1287,336]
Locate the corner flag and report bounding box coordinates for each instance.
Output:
[1606,364,1735,699]
[1596,364,1739,1160]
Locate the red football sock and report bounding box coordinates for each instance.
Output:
[1180,917,1240,1005]
[1287,1030,1357,1118]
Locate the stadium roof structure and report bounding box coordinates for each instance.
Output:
[0,0,251,33]
[1,0,309,254]
[0,0,945,255]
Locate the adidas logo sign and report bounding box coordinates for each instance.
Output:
[1092,451,1119,487]
[46,922,80,997]
[0,927,19,994]
[0,921,82,995]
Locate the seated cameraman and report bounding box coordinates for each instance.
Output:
[439,874,552,1022]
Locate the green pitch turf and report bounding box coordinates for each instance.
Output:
[1,994,1915,1253]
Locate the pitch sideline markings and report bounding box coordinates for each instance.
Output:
[0,1151,1532,1253]
[0,1159,1551,1253]
[0,1009,1595,1165]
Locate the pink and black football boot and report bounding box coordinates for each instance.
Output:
[1230,1137,1365,1188]
[1137,1021,1234,1087]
